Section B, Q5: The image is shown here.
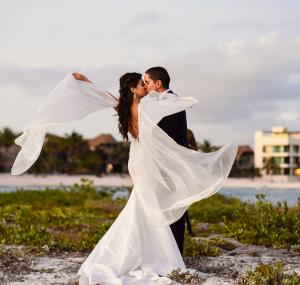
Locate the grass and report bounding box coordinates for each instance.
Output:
[0,178,300,255]
[237,260,300,285]
[0,178,126,253]
[188,193,300,250]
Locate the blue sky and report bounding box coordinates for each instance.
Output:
[1,0,300,146]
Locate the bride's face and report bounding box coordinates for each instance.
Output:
[131,79,147,99]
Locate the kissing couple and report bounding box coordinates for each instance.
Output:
[12,66,238,285]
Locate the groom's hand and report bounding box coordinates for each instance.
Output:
[72,72,92,83]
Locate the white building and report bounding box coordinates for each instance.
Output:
[255,126,300,181]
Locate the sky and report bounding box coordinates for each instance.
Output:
[1,0,300,147]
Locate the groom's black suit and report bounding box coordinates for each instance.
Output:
[157,89,188,256]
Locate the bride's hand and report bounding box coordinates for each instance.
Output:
[72,72,93,83]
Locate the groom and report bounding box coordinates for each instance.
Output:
[143,66,189,256]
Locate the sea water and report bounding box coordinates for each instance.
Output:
[0,185,300,206]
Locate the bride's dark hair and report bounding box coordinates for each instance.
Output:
[116,72,142,141]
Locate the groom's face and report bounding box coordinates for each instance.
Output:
[143,73,159,93]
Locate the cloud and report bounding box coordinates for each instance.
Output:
[119,13,182,48]
[276,111,299,122]
[0,64,70,97]
[156,32,300,144]
[210,20,271,32]
[1,31,300,146]
[209,19,300,35]
[124,13,164,30]
[0,63,137,97]
[288,73,300,84]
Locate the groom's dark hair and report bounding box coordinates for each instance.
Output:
[145,66,170,89]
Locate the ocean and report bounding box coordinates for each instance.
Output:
[0,185,300,206]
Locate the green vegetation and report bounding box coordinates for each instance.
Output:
[237,260,300,285]
[188,193,300,250]
[30,131,130,175]
[224,193,300,249]
[0,178,126,253]
[197,139,220,152]
[0,126,130,175]
[1,178,300,255]
[183,236,220,257]
[1,126,258,177]
[167,268,204,284]
[262,157,281,176]
[0,127,18,147]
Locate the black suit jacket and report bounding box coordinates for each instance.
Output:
[157,90,188,148]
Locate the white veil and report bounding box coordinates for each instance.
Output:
[136,92,237,226]
[11,72,238,227]
[11,72,117,175]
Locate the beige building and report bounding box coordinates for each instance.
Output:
[255,126,300,181]
[87,133,117,151]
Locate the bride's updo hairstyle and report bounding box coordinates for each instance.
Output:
[116,72,142,141]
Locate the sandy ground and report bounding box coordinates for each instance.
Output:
[1,174,300,284]
[0,174,133,187]
[1,236,300,285]
[1,173,300,189]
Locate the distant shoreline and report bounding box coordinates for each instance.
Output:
[1,173,300,189]
[0,173,133,187]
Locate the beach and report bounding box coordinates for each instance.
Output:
[1,173,300,189]
[2,237,300,285]
[0,173,133,187]
[1,173,300,284]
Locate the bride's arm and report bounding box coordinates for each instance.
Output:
[72,72,119,111]
[72,72,93,83]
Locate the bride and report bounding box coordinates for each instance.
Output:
[10,70,238,285]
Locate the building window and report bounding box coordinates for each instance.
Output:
[264,146,273,153]
[292,145,299,153]
[283,145,290,153]
[273,145,281,152]
[293,157,299,165]
[273,157,282,164]
[283,168,290,175]
[284,157,290,164]
[273,168,281,175]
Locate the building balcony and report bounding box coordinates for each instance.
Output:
[262,152,290,157]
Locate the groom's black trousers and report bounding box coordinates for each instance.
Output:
[157,90,189,256]
[170,211,187,255]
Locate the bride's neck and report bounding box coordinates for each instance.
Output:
[133,97,140,104]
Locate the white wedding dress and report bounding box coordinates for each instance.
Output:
[76,137,186,285]
[10,72,238,285]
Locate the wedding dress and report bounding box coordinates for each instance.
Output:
[10,72,238,285]
[77,137,186,285]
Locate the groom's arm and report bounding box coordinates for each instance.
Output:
[157,110,188,148]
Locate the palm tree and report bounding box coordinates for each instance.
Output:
[111,141,130,173]
[0,127,18,147]
[30,134,67,174]
[198,139,219,153]
[64,131,90,174]
[262,157,281,176]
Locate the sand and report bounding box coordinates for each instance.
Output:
[0,173,133,187]
[2,236,300,285]
[1,173,300,189]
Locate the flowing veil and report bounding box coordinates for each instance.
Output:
[136,92,237,226]
[11,72,117,176]
[11,72,238,227]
